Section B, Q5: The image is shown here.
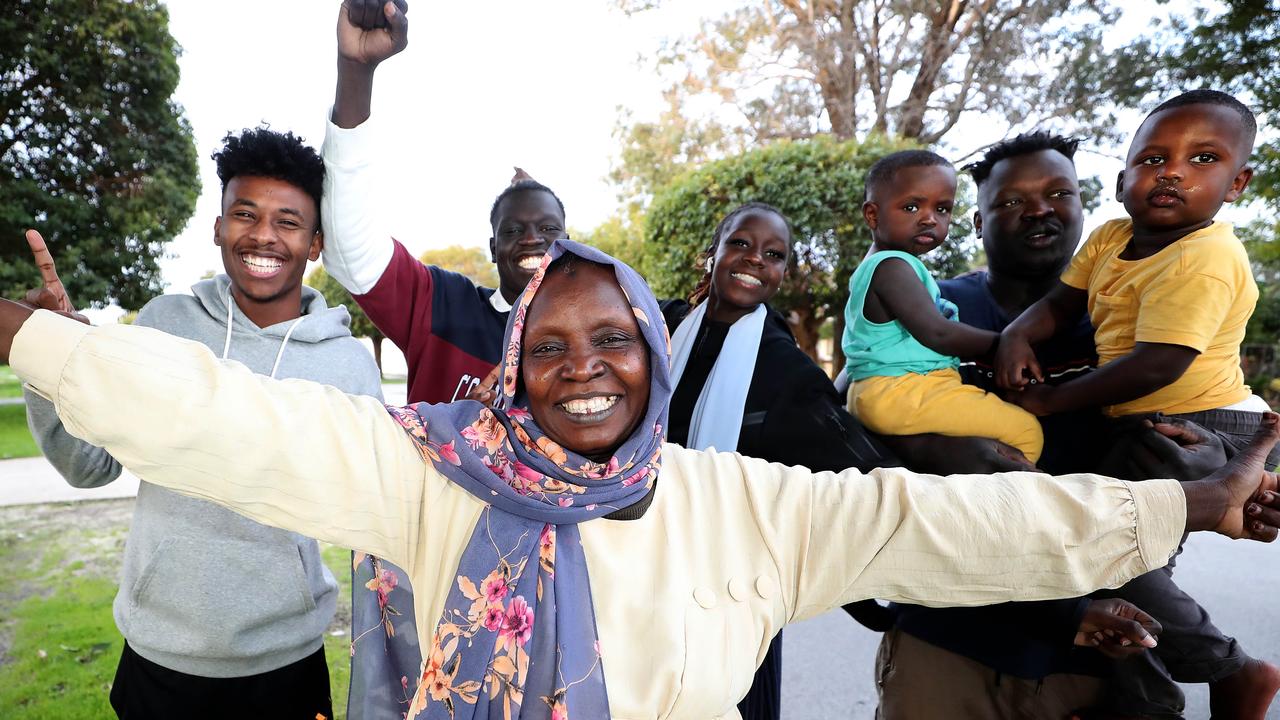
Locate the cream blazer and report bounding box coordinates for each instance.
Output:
[13,311,1185,719]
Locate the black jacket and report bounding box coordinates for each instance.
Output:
[661,300,895,473]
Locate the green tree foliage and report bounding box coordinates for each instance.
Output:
[418,245,498,288]
[642,134,976,370]
[1128,1,1280,345]
[0,0,199,309]
[1240,219,1280,343]
[1116,1,1280,206]
[610,0,1149,205]
[574,205,648,275]
[306,264,386,373]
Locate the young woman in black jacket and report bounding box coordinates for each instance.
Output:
[661,202,895,720]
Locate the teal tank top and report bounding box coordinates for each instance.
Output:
[842,250,961,381]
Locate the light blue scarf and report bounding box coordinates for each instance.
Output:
[668,300,766,452]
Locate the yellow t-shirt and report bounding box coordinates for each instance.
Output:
[1061,219,1257,416]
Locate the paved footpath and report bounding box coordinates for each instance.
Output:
[0,456,140,507]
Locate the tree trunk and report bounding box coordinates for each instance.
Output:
[787,306,823,364]
[897,1,967,139]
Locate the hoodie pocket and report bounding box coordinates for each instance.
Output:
[127,536,318,658]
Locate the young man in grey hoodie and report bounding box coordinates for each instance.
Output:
[23,128,383,719]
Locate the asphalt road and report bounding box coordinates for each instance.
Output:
[781,532,1280,719]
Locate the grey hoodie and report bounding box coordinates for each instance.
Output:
[25,275,383,678]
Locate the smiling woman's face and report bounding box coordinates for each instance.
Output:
[521,261,651,462]
[707,210,790,323]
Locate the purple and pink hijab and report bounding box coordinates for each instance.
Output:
[387,239,672,719]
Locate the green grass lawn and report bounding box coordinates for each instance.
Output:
[0,365,21,398]
[0,404,38,459]
[0,500,355,719]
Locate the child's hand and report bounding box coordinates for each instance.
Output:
[995,332,1042,389]
[1006,383,1056,417]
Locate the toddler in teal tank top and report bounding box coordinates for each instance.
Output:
[842,151,1043,463]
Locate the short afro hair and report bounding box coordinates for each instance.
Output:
[965,131,1080,187]
[489,180,566,231]
[864,150,953,200]
[213,127,325,224]
[1144,89,1257,151]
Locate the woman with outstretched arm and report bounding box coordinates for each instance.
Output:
[1,239,1277,719]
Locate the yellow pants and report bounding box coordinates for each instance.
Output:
[849,368,1043,463]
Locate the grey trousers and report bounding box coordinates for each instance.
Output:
[1094,407,1275,718]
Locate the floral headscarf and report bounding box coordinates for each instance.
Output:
[387,239,671,719]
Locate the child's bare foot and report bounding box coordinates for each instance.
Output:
[1209,658,1280,719]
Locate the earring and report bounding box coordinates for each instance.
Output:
[704,257,713,273]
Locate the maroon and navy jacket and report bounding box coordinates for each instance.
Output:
[355,241,508,405]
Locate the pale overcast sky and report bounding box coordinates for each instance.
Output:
[140,0,1240,312]
[150,0,732,301]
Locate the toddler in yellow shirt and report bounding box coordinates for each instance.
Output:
[999,90,1276,469]
[998,89,1280,719]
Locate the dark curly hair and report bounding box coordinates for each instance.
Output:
[688,201,791,306]
[212,127,325,224]
[489,180,566,232]
[965,131,1080,187]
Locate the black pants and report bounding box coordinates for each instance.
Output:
[109,642,333,720]
[1168,407,1280,471]
[737,633,783,720]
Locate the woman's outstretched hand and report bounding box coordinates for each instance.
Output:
[1183,412,1280,540]
[0,229,92,363]
[0,298,34,364]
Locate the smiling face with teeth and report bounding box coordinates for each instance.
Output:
[521,260,651,462]
[490,189,568,305]
[214,175,323,328]
[706,209,791,324]
[1117,103,1254,239]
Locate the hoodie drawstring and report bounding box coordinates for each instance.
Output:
[222,286,305,380]
[269,317,304,379]
[221,290,234,360]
